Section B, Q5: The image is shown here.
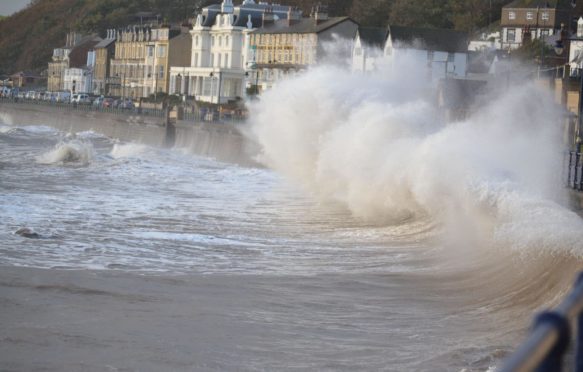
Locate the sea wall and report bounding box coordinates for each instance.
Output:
[0,101,260,166]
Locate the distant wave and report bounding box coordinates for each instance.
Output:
[110,143,148,159]
[36,140,94,165]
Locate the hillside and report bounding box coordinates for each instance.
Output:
[0,0,513,76]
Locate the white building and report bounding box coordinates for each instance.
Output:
[469,31,502,51]
[352,27,386,72]
[169,0,295,104]
[352,25,469,80]
[63,51,95,94]
[63,67,93,94]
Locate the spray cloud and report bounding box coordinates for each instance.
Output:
[249,43,583,256]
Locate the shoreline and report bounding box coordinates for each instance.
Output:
[0,100,261,166]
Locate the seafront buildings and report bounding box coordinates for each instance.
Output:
[247,4,357,91]
[352,25,469,80]
[108,24,191,99]
[47,33,101,92]
[168,1,356,103]
[168,0,295,103]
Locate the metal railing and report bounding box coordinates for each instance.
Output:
[500,272,583,372]
[567,151,583,191]
[0,96,245,124]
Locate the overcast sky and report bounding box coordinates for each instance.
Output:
[0,0,30,16]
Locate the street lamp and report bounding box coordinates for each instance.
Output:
[115,73,125,100]
[246,62,259,96]
[210,71,222,105]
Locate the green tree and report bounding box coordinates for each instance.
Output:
[389,0,453,29]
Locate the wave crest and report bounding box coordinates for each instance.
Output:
[36,140,94,165]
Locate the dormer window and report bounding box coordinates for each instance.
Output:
[526,12,533,20]
[509,11,516,20]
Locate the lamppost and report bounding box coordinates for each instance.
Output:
[176,73,186,102]
[210,71,222,105]
[246,62,259,96]
[115,73,125,100]
[147,73,158,101]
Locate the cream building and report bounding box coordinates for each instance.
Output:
[247,5,358,91]
[109,25,190,99]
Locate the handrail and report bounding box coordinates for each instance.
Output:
[500,273,583,372]
[0,96,246,124]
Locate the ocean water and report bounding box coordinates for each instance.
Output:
[4,58,583,371]
[1,121,582,371]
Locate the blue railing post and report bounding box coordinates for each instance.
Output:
[533,311,571,372]
[575,273,583,372]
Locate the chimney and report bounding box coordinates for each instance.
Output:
[262,6,275,27]
[287,6,301,26]
[311,3,329,24]
[221,0,234,14]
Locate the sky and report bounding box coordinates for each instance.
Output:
[0,0,30,16]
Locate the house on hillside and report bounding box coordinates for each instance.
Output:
[500,0,574,50]
[352,25,469,80]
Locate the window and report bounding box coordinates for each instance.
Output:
[526,12,533,20]
[148,46,154,57]
[507,28,516,42]
[542,12,549,21]
[447,52,454,62]
[211,54,214,66]
[226,36,230,47]
[157,45,166,58]
[195,35,199,47]
[218,53,222,67]
[509,11,516,20]
[158,65,164,79]
[224,53,228,67]
[194,52,199,67]
[219,36,222,47]
[212,36,215,46]
[354,47,362,56]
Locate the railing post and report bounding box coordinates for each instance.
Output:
[575,273,583,372]
[575,152,580,190]
[534,311,571,372]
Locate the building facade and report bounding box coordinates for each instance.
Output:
[500,0,572,50]
[109,25,190,99]
[169,0,295,104]
[384,26,469,80]
[352,27,386,72]
[93,30,116,96]
[248,5,358,91]
[352,25,469,80]
[63,67,93,94]
[48,32,101,92]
